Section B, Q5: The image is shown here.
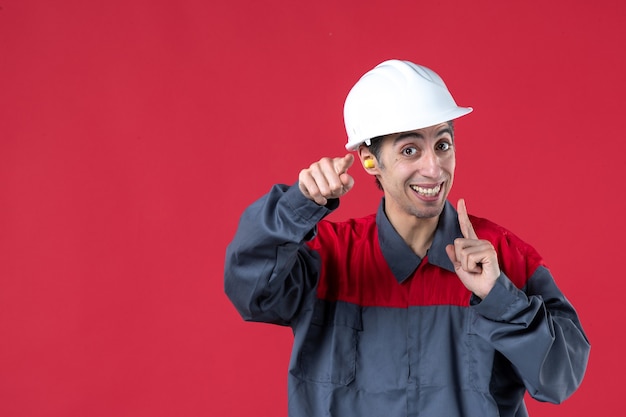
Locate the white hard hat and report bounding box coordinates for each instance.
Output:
[343,60,473,151]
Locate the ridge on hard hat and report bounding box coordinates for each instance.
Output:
[343,60,473,151]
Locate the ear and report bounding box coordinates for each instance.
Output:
[358,145,379,175]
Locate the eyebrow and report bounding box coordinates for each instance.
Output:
[393,128,453,144]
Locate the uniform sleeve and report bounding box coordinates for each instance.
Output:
[224,183,337,326]
[470,231,590,404]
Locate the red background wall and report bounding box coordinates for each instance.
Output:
[1,0,623,416]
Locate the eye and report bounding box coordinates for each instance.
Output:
[402,147,418,156]
[436,141,452,151]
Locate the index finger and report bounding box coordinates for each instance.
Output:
[457,198,478,240]
[334,153,355,175]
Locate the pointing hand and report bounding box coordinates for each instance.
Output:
[445,199,501,299]
[298,154,355,206]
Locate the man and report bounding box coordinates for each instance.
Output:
[224,60,590,417]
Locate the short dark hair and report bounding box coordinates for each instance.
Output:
[366,120,455,190]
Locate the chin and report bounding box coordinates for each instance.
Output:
[412,201,446,219]
[412,208,444,219]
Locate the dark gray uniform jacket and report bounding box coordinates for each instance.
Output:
[224,184,590,417]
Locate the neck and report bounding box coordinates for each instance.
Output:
[384,205,440,258]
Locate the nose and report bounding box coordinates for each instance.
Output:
[420,148,442,178]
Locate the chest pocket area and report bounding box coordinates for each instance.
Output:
[297,300,362,386]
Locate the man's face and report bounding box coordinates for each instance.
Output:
[371,122,456,222]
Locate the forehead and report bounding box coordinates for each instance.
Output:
[387,122,453,143]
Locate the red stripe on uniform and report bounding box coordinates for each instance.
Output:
[307,214,544,308]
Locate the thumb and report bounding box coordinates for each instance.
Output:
[445,243,460,268]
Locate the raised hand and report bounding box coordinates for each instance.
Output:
[298,154,355,206]
[445,199,501,299]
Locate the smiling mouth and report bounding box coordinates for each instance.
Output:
[410,184,442,197]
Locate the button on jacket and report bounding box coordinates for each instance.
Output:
[224,184,590,417]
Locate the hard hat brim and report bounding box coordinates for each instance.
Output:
[345,106,473,151]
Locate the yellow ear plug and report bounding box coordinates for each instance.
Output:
[364,159,375,169]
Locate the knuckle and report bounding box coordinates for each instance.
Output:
[316,186,329,198]
[318,157,333,168]
[329,182,343,194]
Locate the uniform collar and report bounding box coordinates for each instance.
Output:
[376,199,463,283]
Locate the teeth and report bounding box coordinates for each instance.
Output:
[411,184,441,196]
